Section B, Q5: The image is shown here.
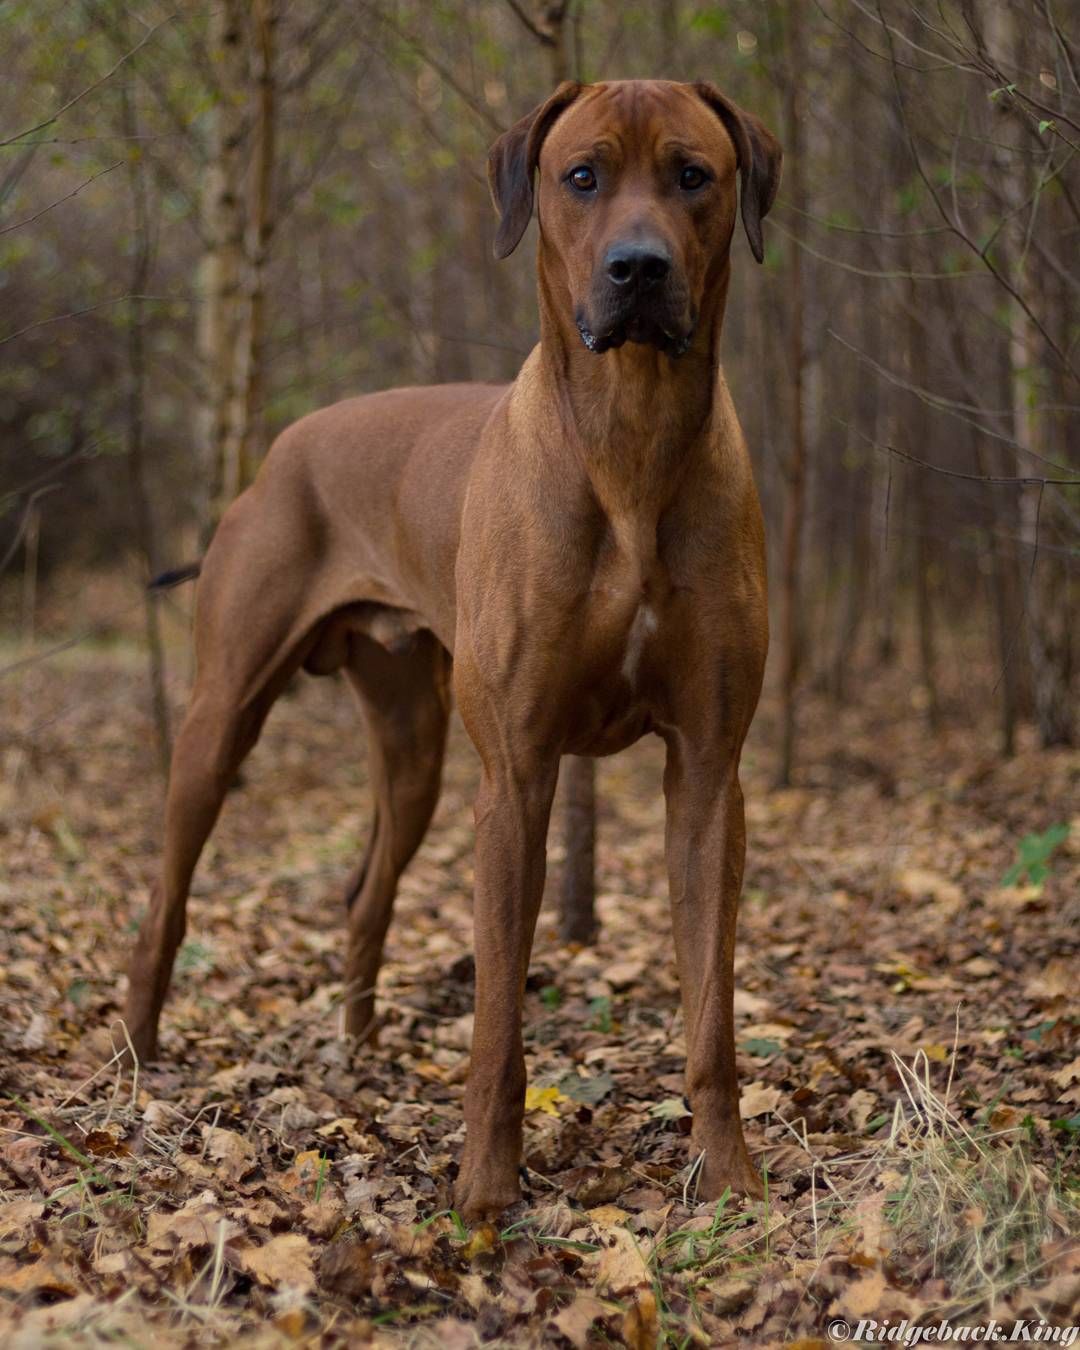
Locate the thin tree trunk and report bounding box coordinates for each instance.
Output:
[542,3,569,84]
[978,374,1023,756]
[871,443,898,666]
[223,0,277,502]
[373,174,413,377]
[16,499,40,735]
[121,75,171,777]
[571,1,585,80]
[990,549,1021,757]
[658,0,679,77]
[872,111,911,670]
[829,450,867,701]
[198,0,247,540]
[913,482,940,732]
[546,0,598,942]
[429,175,472,383]
[944,317,1021,755]
[20,503,39,654]
[775,2,807,789]
[829,66,877,700]
[559,755,597,944]
[985,452,1022,757]
[905,279,940,733]
[1014,349,1073,746]
[986,3,1074,747]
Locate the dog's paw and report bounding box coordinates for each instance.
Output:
[453,1168,521,1222]
[695,1143,766,1203]
[114,1017,160,1067]
[342,995,380,1045]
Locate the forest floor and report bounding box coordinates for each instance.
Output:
[0,624,1077,1347]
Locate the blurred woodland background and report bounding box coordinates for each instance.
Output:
[2,4,1079,1344]
[1,0,1076,772]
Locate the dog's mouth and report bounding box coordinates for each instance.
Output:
[576,312,694,359]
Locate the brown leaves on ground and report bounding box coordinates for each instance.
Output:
[0,644,1077,1344]
[237,1231,317,1292]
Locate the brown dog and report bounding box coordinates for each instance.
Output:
[122,79,781,1220]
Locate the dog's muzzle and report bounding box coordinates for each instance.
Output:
[577,239,694,358]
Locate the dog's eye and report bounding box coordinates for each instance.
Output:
[679,165,708,191]
[568,165,597,192]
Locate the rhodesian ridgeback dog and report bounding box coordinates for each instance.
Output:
[121,79,781,1219]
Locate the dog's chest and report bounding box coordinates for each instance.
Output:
[620,600,659,684]
[583,515,674,691]
[563,572,668,757]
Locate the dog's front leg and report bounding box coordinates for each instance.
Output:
[453,744,559,1221]
[663,740,764,1201]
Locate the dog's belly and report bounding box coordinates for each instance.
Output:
[566,701,655,757]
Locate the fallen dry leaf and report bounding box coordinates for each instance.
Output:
[848,1088,877,1131]
[710,1276,755,1314]
[236,1232,316,1292]
[462,1222,498,1260]
[0,1253,79,1297]
[587,1204,631,1228]
[318,1239,375,1300]
[589,1226,651,1295]
[0,1197,44,1238]
[621,1287,659,1350]
[279,1147,330,1197]
[524,1084,564,1115]
[895,867,963,910]
[202,1126,256,1183]
[740,1080,782,1118]
[551,1293,609,1348]
[147,1196,239,1252]
[834,1268,887,1318]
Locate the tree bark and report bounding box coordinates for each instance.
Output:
[428,174,472,383]
[223,0,278,504]
[542,3,570,85]
[942,315,1022,756]
[197,0,248,540]
[829,65,878,701]
[559,755,597,943]
[985,4,1074,747]
[775,2,807,789]
[121,74,171,777]
[658,0,679,78]
[904,277,940,733]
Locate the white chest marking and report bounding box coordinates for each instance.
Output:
[621,603,658,684]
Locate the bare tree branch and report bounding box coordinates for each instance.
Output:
[0,14,176,148]
[0,160,121,236]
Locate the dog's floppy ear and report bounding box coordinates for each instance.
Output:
[487,81,582,259]
[693,82,782,264]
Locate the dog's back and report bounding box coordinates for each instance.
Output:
[222,381,510,649]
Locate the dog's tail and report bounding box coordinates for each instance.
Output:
[148,562,201,592]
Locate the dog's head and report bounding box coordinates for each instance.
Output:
[488,79,782,358]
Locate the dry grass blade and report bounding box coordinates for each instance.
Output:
[882,1045,1078,1317]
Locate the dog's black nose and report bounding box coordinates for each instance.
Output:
[605,241,671,288]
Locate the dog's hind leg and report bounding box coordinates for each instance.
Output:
[121,498,318,1062]
[122,691,269,1061]
[341,627,451,1041]
[340,813,377,912]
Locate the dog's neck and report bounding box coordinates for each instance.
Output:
[535,255,732,516]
